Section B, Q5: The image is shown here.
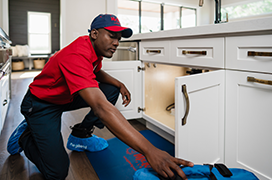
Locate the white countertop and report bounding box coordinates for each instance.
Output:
[125,16,272,41]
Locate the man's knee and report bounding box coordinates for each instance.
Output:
[99,83,120,103]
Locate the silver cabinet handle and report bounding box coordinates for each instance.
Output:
[128,47,136,52]
[116,46,136,52]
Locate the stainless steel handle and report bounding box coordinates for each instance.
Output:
[3,99,7,106]
[128,47,136,52]
[182,50,207,55]
[247,76,272,86]
[181,84,190,126]
[0,70,5,80]
[117,46,137,52]
[248,51,272,57]
[146,50,161,54]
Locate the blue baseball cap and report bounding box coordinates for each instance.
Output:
[89,14,133,38]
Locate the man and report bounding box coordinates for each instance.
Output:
[7,14,193,180]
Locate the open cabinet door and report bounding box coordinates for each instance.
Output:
[102,61,142,120]
[175,70,225,164]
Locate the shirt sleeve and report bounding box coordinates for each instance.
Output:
[59,54,99,95]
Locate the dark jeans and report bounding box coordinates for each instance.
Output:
[19,83,120,180]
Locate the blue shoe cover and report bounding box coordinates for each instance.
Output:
[7,119,28,155]
[133,168,159,180]
[67,134,108,152]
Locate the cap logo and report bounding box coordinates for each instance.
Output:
[90,14,133,38]
[111,16,121,26]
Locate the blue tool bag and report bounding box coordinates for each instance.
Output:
[133,164,259,180]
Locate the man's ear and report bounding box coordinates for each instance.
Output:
[90,29,99,40]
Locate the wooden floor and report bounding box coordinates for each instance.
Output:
[0,76,147,180]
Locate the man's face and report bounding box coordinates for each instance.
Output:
[91,28,122,58]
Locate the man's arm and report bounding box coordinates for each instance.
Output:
[78,87,194,179]
[95,69,131,106]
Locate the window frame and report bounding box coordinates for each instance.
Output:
[118,0,197,34]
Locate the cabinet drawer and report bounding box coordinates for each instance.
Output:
[226,34,272,73]
[170,37,224,68]
[140,40,170,62]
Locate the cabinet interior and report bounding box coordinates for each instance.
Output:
[144,62,189,131]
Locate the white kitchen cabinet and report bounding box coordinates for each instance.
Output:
[175,70,225,164]
[104,18,272,179]
[170,37,224,69]
[103,60,190,143]
[140,40,171,63]
[225,70,272,180]
[102,61,142,120]
[224,34,272,180]
[103,59,225,161]
[226,34,272,74]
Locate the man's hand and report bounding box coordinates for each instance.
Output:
[145,148,194,180]
[119,83,131,107]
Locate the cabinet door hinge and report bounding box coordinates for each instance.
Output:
[138,66,146,72]
[138,107,146,113]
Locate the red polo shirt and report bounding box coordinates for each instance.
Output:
[29,35,102,104]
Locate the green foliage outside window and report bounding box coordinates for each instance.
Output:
[222,0,272,20]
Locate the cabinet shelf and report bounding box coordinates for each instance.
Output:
[145,111,175,131]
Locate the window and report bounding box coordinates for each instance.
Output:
[163,4,180,30]
[28,12,51,54]
[117,0,196,34]
[221,0,272,20]
[141,1,161,33]
[181,7,196,28]
[118,0,140,34]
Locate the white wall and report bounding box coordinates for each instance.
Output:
[197,0,213,26]
[60,0,118,48]
[0,0,2,28]
[0,0,9,34]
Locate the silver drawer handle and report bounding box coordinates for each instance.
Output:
[247,76,272,86]
[182,50,207,55]
[146,50,161,54]
[248,51,272,57]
